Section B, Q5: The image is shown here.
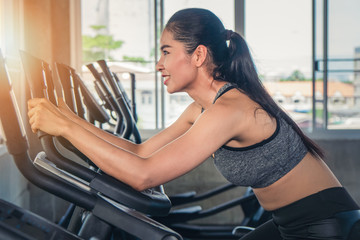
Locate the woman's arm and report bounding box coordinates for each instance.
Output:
[49,98,200,157]
[28,97,241,191]
[56,97,140,154]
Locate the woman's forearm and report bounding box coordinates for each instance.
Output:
[56,98,140,155]
[68,113,140,155]
[61,120,149,190]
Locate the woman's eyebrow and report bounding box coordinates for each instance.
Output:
[160,45,171,51]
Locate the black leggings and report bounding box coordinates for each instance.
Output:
[241,187,359,240]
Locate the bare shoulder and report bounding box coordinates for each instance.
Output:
[207,88,276,145]
[209,89,255,125]
[197,91,248,141]
[177,101,203,125]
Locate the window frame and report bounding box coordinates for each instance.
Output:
[311,0,360,136]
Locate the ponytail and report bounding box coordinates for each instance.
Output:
[226,30,325,159]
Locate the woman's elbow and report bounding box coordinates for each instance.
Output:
[131,158,160,191]
[133,183,148,192]
[131,172,155,192]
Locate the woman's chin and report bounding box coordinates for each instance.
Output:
[166,88,176,94]
[164,84,174,93]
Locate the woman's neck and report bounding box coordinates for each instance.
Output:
[186,79,227,111]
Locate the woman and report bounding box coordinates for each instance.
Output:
[28,8,358,239]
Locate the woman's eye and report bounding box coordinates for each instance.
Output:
[163,51,169,56]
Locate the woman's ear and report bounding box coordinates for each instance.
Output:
[192,45,208,67]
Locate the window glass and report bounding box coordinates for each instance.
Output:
[81,1,360,131]
[245,0,313,129]
[81,0,235,129]
[81,0,157,129]
[326,0,360,129]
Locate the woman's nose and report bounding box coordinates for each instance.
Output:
[156,57,164,72]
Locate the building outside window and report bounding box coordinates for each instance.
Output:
[313,0,360,129]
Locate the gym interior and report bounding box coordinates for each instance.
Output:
[0,0,359,239]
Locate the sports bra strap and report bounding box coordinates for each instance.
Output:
[213,82,238,104]
[201,82,238,113]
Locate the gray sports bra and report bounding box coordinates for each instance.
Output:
[211,83,308,188]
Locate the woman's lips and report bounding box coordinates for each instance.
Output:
[163,75,169,85]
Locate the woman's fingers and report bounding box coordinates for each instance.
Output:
[28,104,44,133]
[28,98,46,110]
[27,98,66,136]
[28,98,57,114]
[28,110,39,133]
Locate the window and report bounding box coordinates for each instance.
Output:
[141,91,152,105]
[314,0,360,130]
[245,0,314,130]
[81,0,157,129]
[246,0,360,131]
[81,0,360,132]
[81,0,235,129]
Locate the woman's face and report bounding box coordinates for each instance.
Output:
[156,30,197,93]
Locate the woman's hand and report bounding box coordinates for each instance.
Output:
[27,98,71,136]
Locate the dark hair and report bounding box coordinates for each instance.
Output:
[165,8,324,159]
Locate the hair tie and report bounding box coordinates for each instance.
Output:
[225,29,233,41]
